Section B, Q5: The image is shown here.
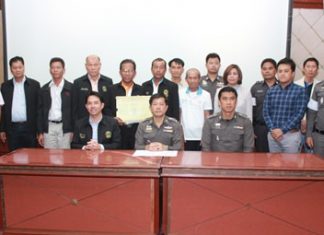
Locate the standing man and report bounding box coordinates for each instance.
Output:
[200,52,223,113]
[142,58,180,120]
[306,80,324,157]
[111,59,142,149]
[72,55,113,122]
[250,58,277,152]
[295,57,320,152]
[201,86,254,152]
[135,93,183,151]
[37,57,73,149]
[0,56,40,151]
[180,68,212,151]
[168,58,187,90]
[263,58,308,153]
[71,91,121,150]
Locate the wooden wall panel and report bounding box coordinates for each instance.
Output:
[293,0,324,8]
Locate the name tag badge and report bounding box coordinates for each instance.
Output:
[233,125,243,130]
[215,123,221,129]
[145,125,153,132]
[80,87,89,91]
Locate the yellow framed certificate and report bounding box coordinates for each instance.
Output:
[116,96,151,124]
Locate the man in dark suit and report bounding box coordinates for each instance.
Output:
[0,56,40,151]
[72,55,114,122]
[37,57,73,149]
[110,59,142,149]
[142,58,180,120]
[71,91,121,150]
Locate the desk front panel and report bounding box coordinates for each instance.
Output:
[161,151,324,235]
[1,175,159,235]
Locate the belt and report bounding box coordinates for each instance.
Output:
[12,121,27,125]
[315,128,324,135]
[49,120,62,124]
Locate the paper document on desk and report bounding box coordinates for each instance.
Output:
[133,150,178,157]
[116,96,151,124]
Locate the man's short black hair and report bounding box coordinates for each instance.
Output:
[277,58,296,72]
[9,56,24,67]
[85,91,104,104]
[218,86,238,100]
[168,58,185,67]
[303,57,319,68]
[205,53,221,63]
[149,93,168,106]
[261,58,277,68]
[50,57,65,68]
[120,59,136,71]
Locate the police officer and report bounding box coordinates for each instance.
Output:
[135,93,183,151]
[201,86,254,152]
[250,58,277,152]
[306,80,324,157]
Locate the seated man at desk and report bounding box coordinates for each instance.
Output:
[135,93,183,151]
[71,91,121,150]
[201,86,254,152]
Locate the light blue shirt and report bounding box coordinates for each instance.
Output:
[89,117,104,150]
[11,77,27,122]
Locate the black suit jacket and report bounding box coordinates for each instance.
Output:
[37,79,73,134]
[142,78,180,120]
[72,74,113,122]
[71,115,121,149]
[0,77,40,134]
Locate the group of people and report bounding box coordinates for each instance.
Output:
[0,53,323,157]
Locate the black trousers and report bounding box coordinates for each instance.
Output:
[8,122,37,151]
[120,123,138,150]
[184,140,201,151]
[253,123,269,152]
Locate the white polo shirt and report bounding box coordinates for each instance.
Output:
[179,87,212,140]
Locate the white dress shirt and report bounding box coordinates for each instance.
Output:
[48,79,64,121]
[12,77,27,122]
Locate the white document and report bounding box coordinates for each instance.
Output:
[132,150,178,157]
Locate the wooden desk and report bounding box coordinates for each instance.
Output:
[0,149,161,235]
[161,152,324,235]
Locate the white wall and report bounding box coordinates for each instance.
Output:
[4,0,290,88]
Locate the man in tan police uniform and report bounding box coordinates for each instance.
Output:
[201,86,254,152]
[135,93,183,151]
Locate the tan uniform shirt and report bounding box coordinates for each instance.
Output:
[201,112,254,152]
[135,116,183,150]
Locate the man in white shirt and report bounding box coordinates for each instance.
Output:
[295,57,320,152]
[0,56,40,151]
[37,57,73,149]
[180,68,212,150]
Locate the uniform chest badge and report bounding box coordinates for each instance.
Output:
[257,89,264,93]
[102,86,107,92]
[80,133,86,139]
[163,89,169,97]
[105,131,112,139]
[214,123,221,128]
[201,80,207,86]
[233,125,243,129]
[145,91,150,95]
[81,87,89,91]
[145,125,153,132]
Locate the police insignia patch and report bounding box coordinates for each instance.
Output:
[163,89,169,97]
[80,133,86,138]
[105,131,112,139]
[102,86,107,92]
